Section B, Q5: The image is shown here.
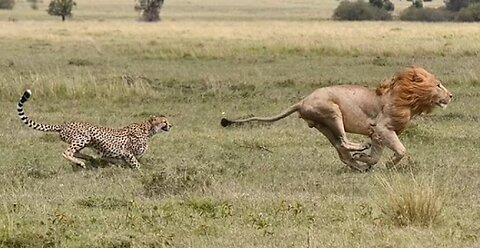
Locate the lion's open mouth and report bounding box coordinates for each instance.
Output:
[436,101,449,109]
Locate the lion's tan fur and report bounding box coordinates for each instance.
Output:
[222,66,452,171]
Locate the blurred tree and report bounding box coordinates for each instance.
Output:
[0,0,15,9]
[369,0,384,8]
[445,0,480,11]
[369,0,395,11]
[27,0,39,10]
[333,0,392,20]
[412,0,424,8]
[135,0,164,22]
[47,0,76,21]
[383,0,395,11]
[456,1,480,20]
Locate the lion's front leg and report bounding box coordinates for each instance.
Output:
[352,138,384,166]
[375,127,406,168]
[314,122,371,172]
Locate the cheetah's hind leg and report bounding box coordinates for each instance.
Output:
[63,142,89,168]
[74,152,95,161]
[97,157,125,167]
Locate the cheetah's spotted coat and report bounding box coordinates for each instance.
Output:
[17,90,172,169]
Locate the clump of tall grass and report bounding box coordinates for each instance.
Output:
[376,173,444,227]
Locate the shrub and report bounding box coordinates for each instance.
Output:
[456,2,480,21]
[0,0,14,9]
[400,6,455,22]
[445,0,470,12]
[383,0,395,11]
[369,0,395,11]
[412,0,424,8]
[333,0,392,21]
[376,174,444,227]
[135,0,164,22]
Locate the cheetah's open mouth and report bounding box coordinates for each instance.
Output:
[161,126,170,132]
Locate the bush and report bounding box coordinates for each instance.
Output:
[333,0,392,21]
[400,6,455,22]
[0,0,15,9]
[383,0,395,11]
[369,0,394,11]
[412,0,424,8]
[456,2,480,21]
[445,0,470,12]
[377,174,444,227]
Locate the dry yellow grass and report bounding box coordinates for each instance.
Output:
[377,173,444,227]
[1,20,479,55]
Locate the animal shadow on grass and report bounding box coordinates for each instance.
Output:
[333,156,419,175]
[70,157,130,172]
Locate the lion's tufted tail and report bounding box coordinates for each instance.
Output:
[221,103,299,127]
[17,90,61,132]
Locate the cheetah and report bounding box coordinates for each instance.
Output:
[17,90,172,169]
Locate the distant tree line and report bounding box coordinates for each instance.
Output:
[0,0,14,9]
[0,0,165,22]
[334,0,480,22]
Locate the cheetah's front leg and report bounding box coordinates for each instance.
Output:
[122,153,141,169]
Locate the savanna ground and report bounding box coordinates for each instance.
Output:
[0,0,479,247]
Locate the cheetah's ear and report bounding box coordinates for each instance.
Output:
[148,115,157,122]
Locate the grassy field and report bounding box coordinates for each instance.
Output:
[1,1,480,247]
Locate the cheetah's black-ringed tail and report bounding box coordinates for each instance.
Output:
[17,89,61,132]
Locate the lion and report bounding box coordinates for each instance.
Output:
[220,66,452,172]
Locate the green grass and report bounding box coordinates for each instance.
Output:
[0,1,480,247]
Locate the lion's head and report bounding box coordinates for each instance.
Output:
[377,66,452,114]
[376,66,452,132]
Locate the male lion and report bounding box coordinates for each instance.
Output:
[221,66,452,172]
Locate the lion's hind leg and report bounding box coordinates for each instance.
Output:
[344,140,371,152]
[314,124,371,172]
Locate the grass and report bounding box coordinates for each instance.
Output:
[0,0,480,247]
[377,172,444,227]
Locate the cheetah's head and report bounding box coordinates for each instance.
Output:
[149,115,172,134]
